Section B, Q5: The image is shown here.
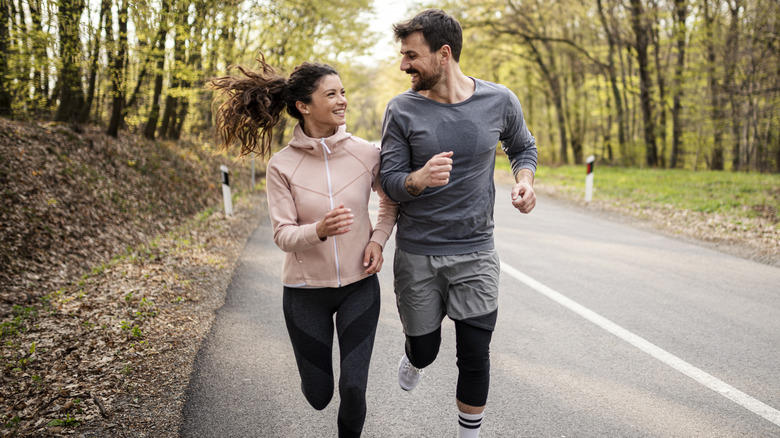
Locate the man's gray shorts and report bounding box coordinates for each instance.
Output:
[393,247,500,336]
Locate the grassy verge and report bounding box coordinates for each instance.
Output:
[496,155,780,225]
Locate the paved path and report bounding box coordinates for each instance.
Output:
[180,183,780,437]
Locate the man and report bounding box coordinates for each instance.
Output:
[379,9,538,438]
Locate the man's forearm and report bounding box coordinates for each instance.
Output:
[515,168,535,185]
[404,171,425,196]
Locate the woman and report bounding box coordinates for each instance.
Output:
[211,57,398,437]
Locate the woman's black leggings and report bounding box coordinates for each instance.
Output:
[283,275,380,438]
[405,318,494,407]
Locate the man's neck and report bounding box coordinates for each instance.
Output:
[419,71,475,104]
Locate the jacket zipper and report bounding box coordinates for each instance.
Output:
[321,138,341,286]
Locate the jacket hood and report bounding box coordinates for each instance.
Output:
[287,123,352,157]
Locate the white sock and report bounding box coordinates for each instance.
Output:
[457,411,483,438]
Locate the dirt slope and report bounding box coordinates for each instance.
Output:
[1,118,262,436]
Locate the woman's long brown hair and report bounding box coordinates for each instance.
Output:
[210,55,338,158]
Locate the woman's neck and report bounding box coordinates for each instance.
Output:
[302,122,337,139]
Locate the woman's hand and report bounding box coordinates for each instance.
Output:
[316,203,354,240]
[363,241,384,274]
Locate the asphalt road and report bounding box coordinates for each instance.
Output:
[180,183,780,437]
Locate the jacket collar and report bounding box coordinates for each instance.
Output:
[287,123,351,157]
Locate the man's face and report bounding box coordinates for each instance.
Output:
[399,32,443,92]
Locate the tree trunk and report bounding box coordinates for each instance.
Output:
[725,0,742,170]
[596,0,626,162]
[170,0,204,140]
[172,99,189,139]
[628,0,659,167]
[160,0,190,139]
[551,79,568,164]
[599,74,615,162]
[143,68,165,139]
[670,0,688,169]
[143,0,170,140]
[704,0,725,170]
[54,0,87,123]
[522,38,568,164]
[125,46,153,111]
[188,0,213,134]
[621,45,635,160]
[106,0,129,137]
[28,0,49,104]
[12,0,31,112]
[651,1,667,167]
[159,94,177,139]
[80,0,110,123]
[564,51,586,164]
[0,0,11,116]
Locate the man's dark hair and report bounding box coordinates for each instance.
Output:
[393,9,463,62]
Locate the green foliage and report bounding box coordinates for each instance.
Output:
[2,0,776,171]
[449,0,779,171]
[46,413,81,428]
[195,208,215,222]
[339,60,411,141]
[250,0,375,69]
[0,305,38,339]
[3,415,21,430]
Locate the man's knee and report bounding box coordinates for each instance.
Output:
[405,327,442,368]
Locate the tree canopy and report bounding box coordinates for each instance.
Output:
[1,0,777,171]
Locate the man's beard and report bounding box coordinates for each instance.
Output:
[408,65,443,92]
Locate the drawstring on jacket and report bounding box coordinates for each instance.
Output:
[321,138,341,286]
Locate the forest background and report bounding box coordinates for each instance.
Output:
[0,0,778,435]
[0,0,778,171]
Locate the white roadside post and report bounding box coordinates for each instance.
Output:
[585,155,595,203]
[220,165,234,217]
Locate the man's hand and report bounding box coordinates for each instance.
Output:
[405,151,454,196]
[316,203,354,240]
[511,169,536,214]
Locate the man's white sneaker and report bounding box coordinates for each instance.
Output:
[398,354,424,391]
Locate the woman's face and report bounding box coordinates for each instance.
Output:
[300,74,347,137]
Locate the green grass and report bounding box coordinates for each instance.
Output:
[496,155,780,222]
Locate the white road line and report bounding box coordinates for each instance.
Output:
[501,261,780,428]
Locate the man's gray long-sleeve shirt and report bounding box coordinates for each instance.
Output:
[379,78,537,256]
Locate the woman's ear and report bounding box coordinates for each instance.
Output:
[296,101,309,115]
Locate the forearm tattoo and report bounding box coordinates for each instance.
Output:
[405,173,424,196]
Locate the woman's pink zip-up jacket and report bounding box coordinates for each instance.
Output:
[266,124,398,288]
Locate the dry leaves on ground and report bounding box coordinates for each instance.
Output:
[2,192,265,437]
[1,118,261,437]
